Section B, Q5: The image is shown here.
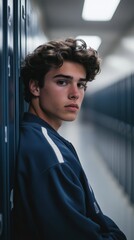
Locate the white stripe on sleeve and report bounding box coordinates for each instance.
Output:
[41,127,64,163]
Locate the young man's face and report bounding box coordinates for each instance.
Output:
[30,61,87,130]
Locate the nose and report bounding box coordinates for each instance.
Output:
[68,84,79,100]
[69,94,79,100]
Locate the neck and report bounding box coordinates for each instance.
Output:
[28,102,62,131]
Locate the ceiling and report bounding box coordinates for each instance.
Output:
[33,0,134,93]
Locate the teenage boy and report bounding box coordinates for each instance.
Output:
[14,38,126,240]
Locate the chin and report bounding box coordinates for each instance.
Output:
[64,116,77,122]
[61,113,78,122]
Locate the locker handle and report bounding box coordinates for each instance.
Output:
[0,213,3,236]
[22,5,26,20]
[8,6,12,26]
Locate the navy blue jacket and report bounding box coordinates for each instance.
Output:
[14,112,126,240]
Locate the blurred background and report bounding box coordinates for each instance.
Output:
[32,0,134,93]
[0,0,134,239]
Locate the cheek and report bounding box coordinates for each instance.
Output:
[80,92,85,101]
[53,91,66,101]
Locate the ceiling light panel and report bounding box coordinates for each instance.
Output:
[82,0,121,21]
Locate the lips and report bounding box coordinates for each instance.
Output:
[65,104,79,109]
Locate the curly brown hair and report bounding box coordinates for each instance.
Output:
[21,38,101,102]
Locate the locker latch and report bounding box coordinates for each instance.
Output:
[0,213,3,236]
[10,189,14,210]
[8,56,11,77]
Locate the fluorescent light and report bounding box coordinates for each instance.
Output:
[121,37,134,52]
[76,35,101,50]
[82,0,121,21]
[106,55,133,71]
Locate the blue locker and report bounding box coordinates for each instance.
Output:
[0,1,21,239]
[124,76,132,197]
[1,0,10,239]
[131,74,134,203]
[85,73,134,205]
[19,0,27,116]
[20,0,26,60]
[0,0,46,239]
[3,0,15,239]
[13,0,21,145]
[0,0,4,238]
[7,0,15,239]
[118,80,126,190]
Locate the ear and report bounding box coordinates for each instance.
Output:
[29,79,40,97]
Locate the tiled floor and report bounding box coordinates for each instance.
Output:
[59,119,134,240]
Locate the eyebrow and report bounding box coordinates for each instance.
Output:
[53,74,87,81]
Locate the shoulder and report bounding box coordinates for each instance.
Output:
[17,123,63,172]
[19,123,48,153]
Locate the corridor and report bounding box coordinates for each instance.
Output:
[60,118,134,240]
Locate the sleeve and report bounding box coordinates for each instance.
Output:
[19,161,127,240]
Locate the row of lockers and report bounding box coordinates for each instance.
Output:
[89,74,134,125]
[0,1,45,239]
[82,74,134,204]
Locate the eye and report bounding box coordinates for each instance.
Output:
[77,82,87,91]
[56,80,68,86]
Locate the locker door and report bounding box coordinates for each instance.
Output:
[131,74,134,203]
[125,76,132,198]
[119,80,127,191]
[1,0,10,239]
[20,0,27,114]
[3,0,15,239]
[13,0,21,146]
[0,0,4,238]
[1,0,15,239]
[7,1,15,239]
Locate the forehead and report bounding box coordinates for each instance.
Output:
[45,61,86,79]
